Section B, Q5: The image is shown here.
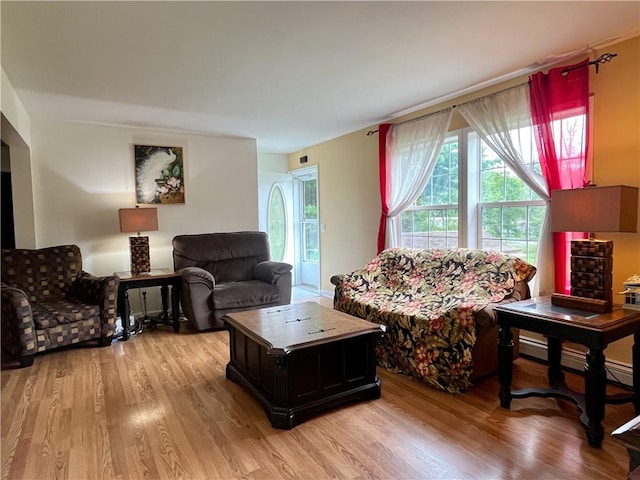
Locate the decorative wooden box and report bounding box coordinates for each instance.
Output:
[570,239,613,306]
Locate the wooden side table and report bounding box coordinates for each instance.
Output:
[496,296,640,448]
[115,268,181,340]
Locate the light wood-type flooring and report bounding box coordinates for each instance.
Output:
[1,296,636,479]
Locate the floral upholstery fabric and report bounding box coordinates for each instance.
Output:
[333,248,536,393]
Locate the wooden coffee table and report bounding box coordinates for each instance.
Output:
[223,302,384,429]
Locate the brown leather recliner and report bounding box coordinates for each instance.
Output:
[172,232,293,331]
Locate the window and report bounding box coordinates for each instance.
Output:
[401,137,459,248]
[400,128,545,263]
[479,137,545,264]
[267,184,287,262]
[301,177,319,262]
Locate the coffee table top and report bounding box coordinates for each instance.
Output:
[223,302,384,355]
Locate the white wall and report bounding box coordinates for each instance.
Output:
[1,67,36,247]
[1,68,32,148]
[30,118,259,280]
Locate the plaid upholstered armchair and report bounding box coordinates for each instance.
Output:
[1,245,119,367]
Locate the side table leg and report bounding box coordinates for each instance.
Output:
[498,323,514,409]
[584,348,606,448]
[171,282,180,333]
[119,288,130,341]
[547,336,566,388]
[634,331,640,413]
[158,284,169,326]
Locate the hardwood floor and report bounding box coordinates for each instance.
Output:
[1,296,635,479]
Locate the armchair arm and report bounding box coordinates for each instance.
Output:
[1,284,38,357]
[254,261,292,282]
[176,267,216,330]
[67,272,119,337]
[254,261,293,305]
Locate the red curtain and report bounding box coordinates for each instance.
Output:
[377,124,392,254]
[530,59,590,294]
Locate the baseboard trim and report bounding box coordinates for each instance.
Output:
[519,336,633,387]
[320,289,334,299]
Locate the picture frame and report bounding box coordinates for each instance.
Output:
[134,145,185,204]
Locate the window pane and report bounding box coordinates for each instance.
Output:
[303,222,319,262]
[303,179,318,219]
[401,208,458,249]
[267,184,286,261]
[482,207,502,240]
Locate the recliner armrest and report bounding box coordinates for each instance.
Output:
[330,274,344,286]
[254,261,292,283]
[178,266,215,290]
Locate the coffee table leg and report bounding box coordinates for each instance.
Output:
[498,323,513,408]
[584,348,606,447]
[547,337,566,388]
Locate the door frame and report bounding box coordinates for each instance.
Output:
[290,164,320,291]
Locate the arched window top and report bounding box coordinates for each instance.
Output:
[267,183,286,262]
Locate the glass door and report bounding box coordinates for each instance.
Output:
[292,166,320,290]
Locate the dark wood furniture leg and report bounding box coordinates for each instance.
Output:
[118,286,130,340]
[171,282,180,332]
[498,324,514,409]
[584,348,607,447]
[547,337,566,388]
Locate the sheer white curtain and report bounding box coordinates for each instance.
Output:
[457,84,553,295]
[384,109,453,248]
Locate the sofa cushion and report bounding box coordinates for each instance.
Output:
[213,281,280,310]
[31,299,100,329]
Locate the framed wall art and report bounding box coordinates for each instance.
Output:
[134,145,185,204]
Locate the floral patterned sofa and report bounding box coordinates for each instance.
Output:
[331,248,536,393]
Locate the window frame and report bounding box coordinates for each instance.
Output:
[398,127,547,262]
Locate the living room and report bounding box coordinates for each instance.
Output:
[2,2,640,479]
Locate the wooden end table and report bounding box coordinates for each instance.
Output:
[115,268,181,340]
[496,296,640,448]
[223,302,384,429]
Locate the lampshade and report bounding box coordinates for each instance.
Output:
[549,184,638,314]
[119,207,158,234]
[119,207,158,275]
[550,185,638,234]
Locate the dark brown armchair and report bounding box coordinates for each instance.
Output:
[1,245,119,367]
[172,232,292,331]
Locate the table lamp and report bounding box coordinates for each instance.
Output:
[119,206,158,275]
[550,185,638,313]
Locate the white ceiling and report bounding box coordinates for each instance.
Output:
[2,1,639,153]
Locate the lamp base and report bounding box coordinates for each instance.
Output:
[565,239,613,313]
[130,236,151,275]
[551,293,611,314]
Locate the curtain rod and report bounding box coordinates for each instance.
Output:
[560,52,617,77]
[366,52,617,136]
[365,81,527,136]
